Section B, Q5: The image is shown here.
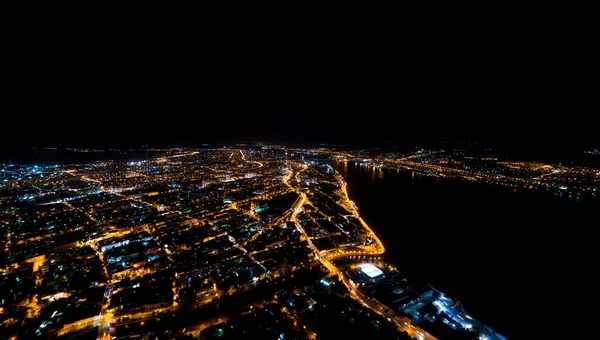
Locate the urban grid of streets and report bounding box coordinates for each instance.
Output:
[7,145,587,338]
[2,148,446,339]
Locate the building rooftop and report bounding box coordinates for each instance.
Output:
[359,264,384,278]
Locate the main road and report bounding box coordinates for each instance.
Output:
[284,162,436,339]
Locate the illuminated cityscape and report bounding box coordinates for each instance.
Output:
[325,147,600,199]
[3,2,597,334]
[7,0,600,327]
[0,146,514,339]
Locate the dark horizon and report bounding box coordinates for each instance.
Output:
[2,94,598,149]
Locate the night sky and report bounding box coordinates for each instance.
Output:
[2,92,596,150]
[2,6,596,151]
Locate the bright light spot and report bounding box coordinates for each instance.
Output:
[358,264,384,278]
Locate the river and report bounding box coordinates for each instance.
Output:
[331,160,599,339]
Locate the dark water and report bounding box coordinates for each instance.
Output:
[332,161,599,339]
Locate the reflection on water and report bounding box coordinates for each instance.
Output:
[330,160,598,339]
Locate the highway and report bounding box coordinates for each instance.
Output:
[336,171,386,255]
[97,310,113,340]
[282,162,436,340]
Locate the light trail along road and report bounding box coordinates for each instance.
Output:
[285,162,436,339]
